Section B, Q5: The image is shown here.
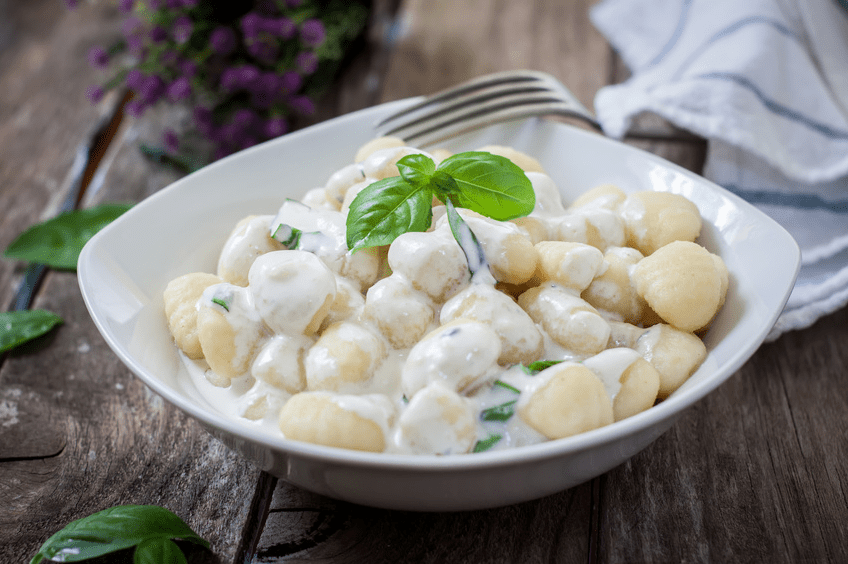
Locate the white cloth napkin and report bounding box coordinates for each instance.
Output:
[590,0,848,340]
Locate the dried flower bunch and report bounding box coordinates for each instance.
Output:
[68,0,370,168]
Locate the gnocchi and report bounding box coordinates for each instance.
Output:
[165,138,728,455]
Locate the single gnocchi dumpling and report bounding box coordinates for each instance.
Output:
[441,283,544,365]
[635,323,707,399]
[401,319,501,398]
[518,283,610,356]
[393,382,477,455]
[526,172,566,217]
[251,334,313,394]
[436,211,539,286]
[319,276,366,333]
[279,391,395,452]
[363,275,435,349]
[300,187,342,211]
[196,283,267,386]
[582,348,660,422]
[568,183,627,211]
[248,250,336,336]
[582,246,656,325]
[619,191,702,255]
[534,241,605,292]
[549,207,625,251]
[305,321,386,393]
[631,240,727,332]
[324,162,366,204]
[387,229,469,302]
[217,215,282,286]
[163,272,223,359]
[519,363,614,440]
[355,135,406,163]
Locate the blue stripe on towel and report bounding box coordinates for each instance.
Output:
[671,15,798,81]
[646,0,694,67]
[696,72,848,140]
[723,183,848,213]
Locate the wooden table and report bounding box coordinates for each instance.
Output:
[2,1,846,562]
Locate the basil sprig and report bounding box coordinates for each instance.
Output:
[521,359,564,375]
[345,151,534,252]
[30,505,209,564]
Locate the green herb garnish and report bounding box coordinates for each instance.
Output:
[211,297,230,311]
[271,223,304,248]
[521,359,564,375]
[4,204,132,270]
[493,379,521,394]
[444,198,489,277]
[29,505,209,564]
[0,310,63,354]
[473,433,503,453]
[480,400,518,422]
[345,151,534,252]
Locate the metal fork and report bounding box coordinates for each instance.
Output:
[374,70,601,147]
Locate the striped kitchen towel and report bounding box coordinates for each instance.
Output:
[590,0,848,340]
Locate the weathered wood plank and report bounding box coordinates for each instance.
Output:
[0,0,122,310]
[599,306,848,563]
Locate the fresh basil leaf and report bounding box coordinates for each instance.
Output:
[133,538,187,564]
[30,505,208,564]
[493,380,521,394]
[445,199,489,277]
[521,359,564,375]
[436,152,534,220]
[480,400,517,422]
[430,169,459,198]
[473,433,503,453]
[0,310,63,354]
[345,176,433,252]
[396,153,435,188]
[4,204,133,270]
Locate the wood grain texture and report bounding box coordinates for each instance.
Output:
[0,0,122,310]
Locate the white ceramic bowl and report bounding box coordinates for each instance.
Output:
[78,99,799,511]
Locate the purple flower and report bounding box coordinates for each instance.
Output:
[231,108,257,131]
[265,17,295,39]
[288,94,316,115]
[139,74,165,103]
[193,106,214,135]
[167,77,191,102]
[236,65,260,89]
[125,99,147,117]
[172,15,193,44]
[147,0,164,9]
[285,0,303,7]
[279,70,302,94]
[163,129,179,154]
[86,85,104,103]
[166,0,182,8]
[125,69,145,90]
[118,0,135,13]
[149,26,168,43]
[210,26,237,55]
[299,19,326,47]
[179,59,198,78]
[181,0,198,6]
[246,38,277,62]
[240,12,262,39]
[295,51,318,75]
[220,67,241,91]
[88,46,109,69]
[239,135,259,150]
[264,116,288,138]
[161,49,179,66]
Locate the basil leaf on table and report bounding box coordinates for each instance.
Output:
[346,176,434,252]
[4,204,133,270]
[0,310,63,354]
[29,505,209,564]
[133,537,189,564]
[436,151,534,220]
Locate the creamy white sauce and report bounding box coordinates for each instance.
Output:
[172,145,712,456]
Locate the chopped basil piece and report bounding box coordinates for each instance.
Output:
[445,198,490,277]
[480,400,517,422]
[521,359,564,375]
[271,223,303,248]
[473,434,503,453]
[493,380,521,394]
[211,297,230,311]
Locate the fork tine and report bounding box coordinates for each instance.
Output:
[375,70,553,129]
[374,70,599,146]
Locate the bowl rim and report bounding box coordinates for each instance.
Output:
[78,97,801,473]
